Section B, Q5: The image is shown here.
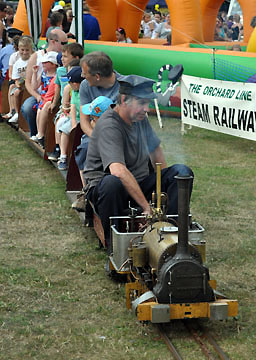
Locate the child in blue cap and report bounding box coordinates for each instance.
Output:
[81,95,113,129]
[57,66,83,170]
[72,95,113,212]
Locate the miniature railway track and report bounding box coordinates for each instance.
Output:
[157,320,231,360]
[157,324,183,360]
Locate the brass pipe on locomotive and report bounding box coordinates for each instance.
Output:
[150,163,167,221]
[156,163,161,211]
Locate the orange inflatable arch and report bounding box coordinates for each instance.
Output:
[13,0,256,45]
[13,0,53,37]
[88,0,256,44]
[201,0,256,43]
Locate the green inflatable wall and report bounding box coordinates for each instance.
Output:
[82,42,256,114]
[38,39,256,114]
[83,42,256,80]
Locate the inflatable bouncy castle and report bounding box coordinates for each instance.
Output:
[13,0,256,45]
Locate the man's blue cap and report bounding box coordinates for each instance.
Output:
[118,74,156,99]
[82,96,113,116]
[67,66,83,83]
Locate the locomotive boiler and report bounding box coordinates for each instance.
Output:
[107,165,238,323]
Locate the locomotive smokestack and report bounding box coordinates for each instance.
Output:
[174,174,193,258]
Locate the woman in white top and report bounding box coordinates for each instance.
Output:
[116,27,132,43]
[153,13,171,39]
[141,12,158,38]
[5,5,14,30]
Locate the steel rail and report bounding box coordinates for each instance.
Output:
[203,331,231,360]
[188,326,217,360]
[184,320,231,360]
[157,321,231,360]
[157,324,183,360]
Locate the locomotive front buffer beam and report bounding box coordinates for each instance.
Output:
[136,299,238,323]
[127,283,238,324]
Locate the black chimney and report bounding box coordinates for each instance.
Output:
[174,174,193,259]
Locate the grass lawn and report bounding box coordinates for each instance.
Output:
[0,117,255,360]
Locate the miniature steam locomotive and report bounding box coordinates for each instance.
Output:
[105,165,238,323]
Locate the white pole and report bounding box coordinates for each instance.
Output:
[154,99,163,128]
[70,0,84,46]
[227,0,235,17]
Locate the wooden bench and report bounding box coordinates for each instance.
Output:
[66,123,83,191]
[18,89,30,132]
[44,107,59,159]
[89,201,106,248]
[0,76,30,132]
[0,78,10,115]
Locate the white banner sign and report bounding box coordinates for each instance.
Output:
[181,75,256,141]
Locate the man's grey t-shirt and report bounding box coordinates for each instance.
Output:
[79,72,121,105]
[84,108,160,188]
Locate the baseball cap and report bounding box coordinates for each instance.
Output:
[56,52,63,66]
[82,96,113,116]
[52,4,63,12]
[117,74,156,99]
[7,28,23,38]
[67,66,83,83]
[42,51,58,65]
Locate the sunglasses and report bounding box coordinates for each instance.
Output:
[54,39,68,45]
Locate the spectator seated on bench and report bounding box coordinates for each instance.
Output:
[8,36,34,124]
[21,29,68,140]
[2,34,21,119]
[72,95,113,212]
[30,51,59,148]
[47,43,84,162]
[56,66,83,171]
[0,28,23,116]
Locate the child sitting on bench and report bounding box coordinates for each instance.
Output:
[72,95,113,212]
[31,51,59,148]
[8,36,34,123]
[56,66,83,171]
